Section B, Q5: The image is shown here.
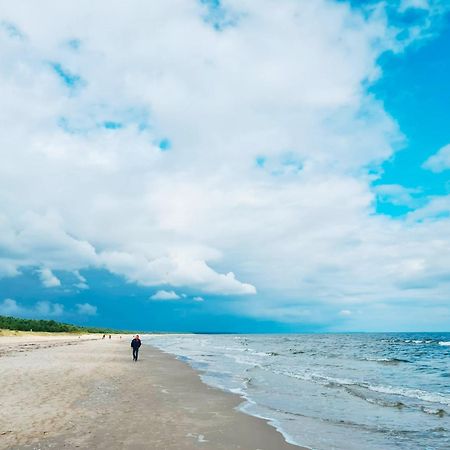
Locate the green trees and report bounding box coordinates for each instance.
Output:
[0,315,122,333]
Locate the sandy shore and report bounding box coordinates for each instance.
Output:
[0,334,305,450]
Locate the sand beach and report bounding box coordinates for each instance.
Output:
[0,333,304,450]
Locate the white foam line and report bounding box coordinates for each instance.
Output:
[238,401,312,449]
[145,340,312,449]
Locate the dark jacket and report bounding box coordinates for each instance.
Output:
[131,338,141,349]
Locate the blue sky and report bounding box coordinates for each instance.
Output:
[373,10,450,215]
[1,0,450,332]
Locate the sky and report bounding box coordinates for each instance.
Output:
[1,0,450,332]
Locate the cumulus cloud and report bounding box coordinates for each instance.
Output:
[0,298,64,318]
[35,300,64,316]
[193,296,204,302]
[150,290,181,301]
[0,1,449,327]
[100,251,256,295]
[75,302,97,315]
[0,298,98,319]
[38,268,61,288]
[0,211,98,277]
[0,298,21,316]
[422,144,450,172]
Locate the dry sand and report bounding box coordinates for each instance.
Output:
[0,334,305,450]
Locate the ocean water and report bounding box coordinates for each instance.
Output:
[146,333,450,450]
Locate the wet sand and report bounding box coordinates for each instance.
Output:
[0,334,305,449]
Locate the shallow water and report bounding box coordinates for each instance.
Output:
[147,333,450,450]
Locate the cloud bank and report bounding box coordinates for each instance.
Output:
[1,0,450,328]
[0,298,98,319]
[0,298,64,318]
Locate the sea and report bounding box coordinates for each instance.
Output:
[146,333,450,450]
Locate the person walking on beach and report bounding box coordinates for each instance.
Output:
[131,335,141,361]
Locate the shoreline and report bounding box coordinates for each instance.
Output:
[0,334,306,449]
[152,343,309,449]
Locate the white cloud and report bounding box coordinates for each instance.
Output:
[399,0,430,12]
[100,251,256,295]
[406,195,450,222]
[38,268,61,288]
[193,296,204,302]
[0,211,98,276]
[150,290,181,301]
[374,184,421,207]
[422,144,450,172]
[0,1,449,328]
[0,298,21,316]
[35,300,64,316]
[73,270,89,289]
[75,302,97,315]
[339,309,352,316]
[0,298,64,318]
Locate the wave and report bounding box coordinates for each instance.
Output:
[267,405,447,437]
[421,407,447,417]
[344,386,407,409]
[271,368,450,406]
[403,339,450,346]
[272,368,355,388]
[147,335,450,450]
[366,385,450,406]
[345,386,449,414]
[363,357,410,364]
[289,349,305,354]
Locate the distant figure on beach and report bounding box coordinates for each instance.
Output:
[131,335,141,361]
[102,334,105,339]
[109,334,111,339]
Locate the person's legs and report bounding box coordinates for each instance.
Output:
[135,348,139,361]
[132,348,137,361]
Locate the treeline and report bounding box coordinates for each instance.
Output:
[0,315,126,334]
